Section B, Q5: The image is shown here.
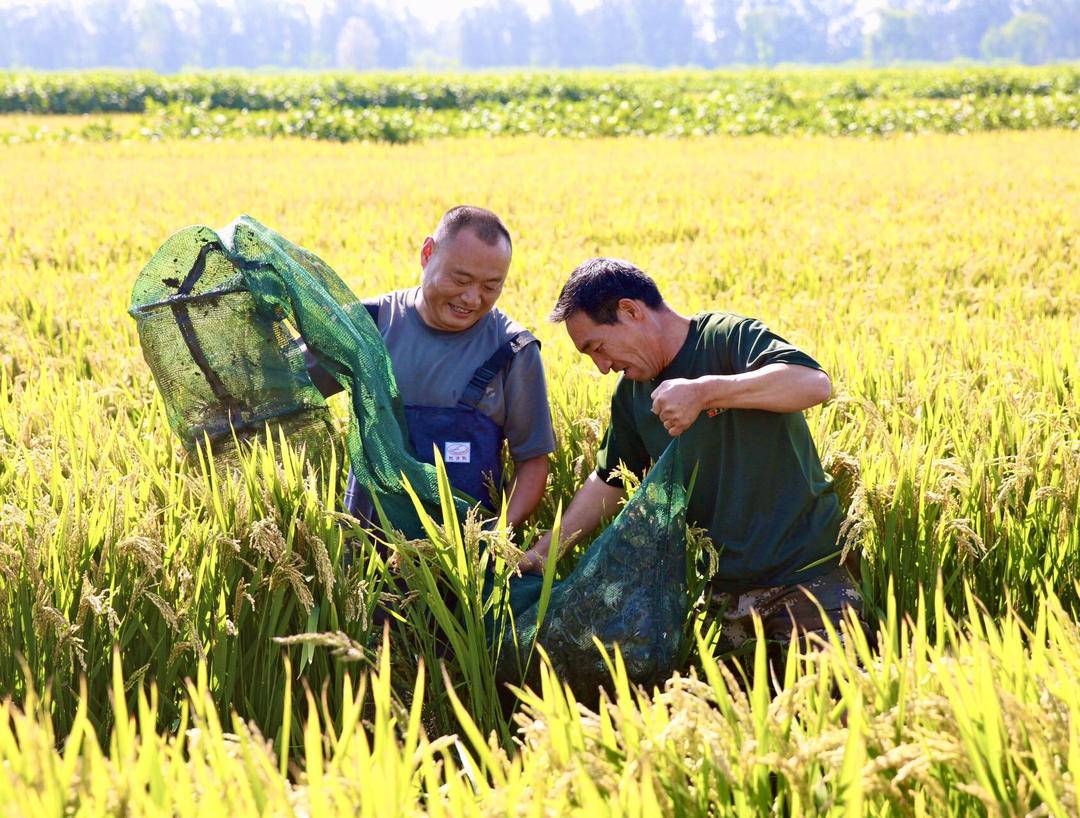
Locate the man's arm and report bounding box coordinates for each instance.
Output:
[517,472,626,574]
[650,363,832,436]
[301,341,346,398]
[300,300,383,399]
[504,454,549,528]
[500,336,556,527]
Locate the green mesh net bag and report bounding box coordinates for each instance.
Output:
[130,215,468,537]
[128,223,333,452]
[495,441,689,701]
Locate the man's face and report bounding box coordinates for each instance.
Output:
[565,302,660,382]
[417,227,511,332]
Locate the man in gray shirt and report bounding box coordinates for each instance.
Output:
[338,206,556,528]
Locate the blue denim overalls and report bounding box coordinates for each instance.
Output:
[303,302,535,523]
[343,331,533,521]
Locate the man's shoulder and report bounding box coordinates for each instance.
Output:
[488,306,526,337]
[488,308,539,350]
[688,311,765,359]
[365,287,414,313]
[696,310,752,336]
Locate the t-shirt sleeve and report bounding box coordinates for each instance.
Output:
[594,384,650,487]
[724,317,824,374]
[343,294,386,332]
[502,340,557,462]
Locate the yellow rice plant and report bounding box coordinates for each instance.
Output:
[3,586,1080,815]
[0,129,1077,809]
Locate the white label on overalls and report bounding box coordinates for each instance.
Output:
[444,442,471,463]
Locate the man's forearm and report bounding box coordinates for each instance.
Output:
[537,472,626,557]
[505,454,549,528]
[695,363,831,414]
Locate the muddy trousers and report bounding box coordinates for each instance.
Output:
[709,565,867,655]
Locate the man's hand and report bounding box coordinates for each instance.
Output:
[515,473,626,575]
[517,537,550,575]
[650,378,705,436]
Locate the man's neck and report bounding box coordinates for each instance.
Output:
[413,287,436,329]
[655,308,692,372]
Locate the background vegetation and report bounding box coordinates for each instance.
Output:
[2,66,1079,143]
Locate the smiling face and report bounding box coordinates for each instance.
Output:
[416,226,511,332]
[565,301,666,382]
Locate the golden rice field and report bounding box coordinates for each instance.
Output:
[1,130,1078,815]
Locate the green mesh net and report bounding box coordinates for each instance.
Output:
[495,441,689,700]
[132,215,691,693]
[130,215,467,537]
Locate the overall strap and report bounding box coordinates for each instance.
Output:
[457,330,537,410]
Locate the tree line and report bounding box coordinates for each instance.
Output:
[1,0,1077,72]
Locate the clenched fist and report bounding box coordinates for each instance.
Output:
[650,378,705,436]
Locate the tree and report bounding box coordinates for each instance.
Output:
[741,1,830,65]
[2,0,1079,70]
[362,4,411,69]
[866,8,937,63]
[277,2,314,68]
[812,0,865,62]
[84,0,140,68]
[935,0,1013,60]
[5,0,90,69]
[124,0,183,71]
[982,13,1055,65]
[628,0,697,66]
[1030,0,1080,60]
[537,0,591,67]
[577,0,645,66]
[315,0,349,66]
[336,17,380,70]
[190,0,235,69]
[459,0,530,67]
[710,0,743,65]
[225,0,313,69]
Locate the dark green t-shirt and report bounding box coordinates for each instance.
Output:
[594,312,842,592]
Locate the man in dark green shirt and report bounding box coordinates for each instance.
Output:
[519,257,862,649]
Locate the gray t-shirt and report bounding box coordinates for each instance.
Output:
[367,287,556,463]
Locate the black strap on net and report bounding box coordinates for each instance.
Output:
[169,242,247,419]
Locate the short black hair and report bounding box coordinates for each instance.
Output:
[549,257,664,324]
[435,205,512,251]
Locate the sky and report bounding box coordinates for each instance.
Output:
[279,0,882,29]
[292,0,588,24]
[398,0,561,23]
[29,0,882,29]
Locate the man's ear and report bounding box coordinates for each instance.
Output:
[618,298,643,321]
[420,236,435,269]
